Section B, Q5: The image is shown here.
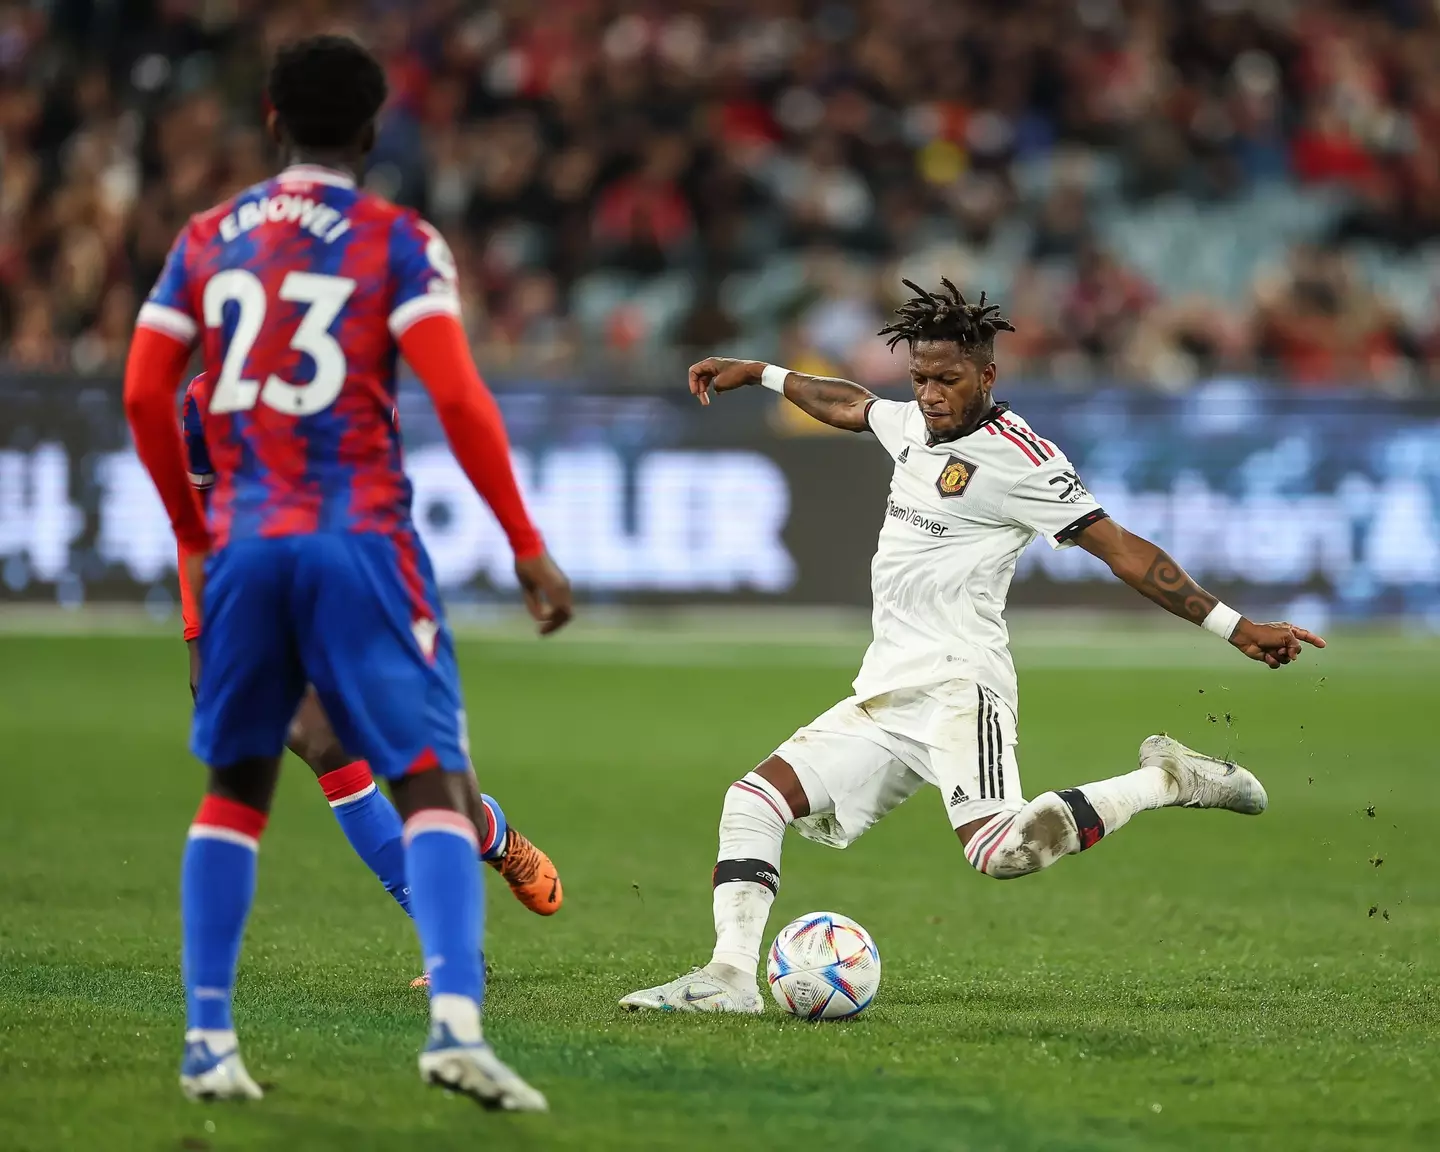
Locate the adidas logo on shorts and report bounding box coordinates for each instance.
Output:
[948,785,968,807]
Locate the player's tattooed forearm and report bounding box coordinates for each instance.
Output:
[787,374,873,430]
[1139,551,1217,623]
[797,374,866,406]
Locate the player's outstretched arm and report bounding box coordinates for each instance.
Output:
[688,357,875,432]
[398,314,572,635]
[1074,517,1326,668]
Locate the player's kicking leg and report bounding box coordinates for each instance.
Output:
[955,733,1265,879]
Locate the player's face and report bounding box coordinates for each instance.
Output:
[908,341,997,440]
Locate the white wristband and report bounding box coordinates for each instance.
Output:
[1201,602,1243,640]
[760,364,790,394]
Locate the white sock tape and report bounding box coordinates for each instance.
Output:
[760,364,789,394]
[1202,602,1242,640]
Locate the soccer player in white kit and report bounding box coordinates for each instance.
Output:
[621,279,1326,1014]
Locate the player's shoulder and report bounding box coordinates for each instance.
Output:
[176,198,236,246]
[343,188,429,238]
[867,396,924,435]
[350,187,410,225]
[184,372,210,406]
[176,180,269,249]
[973,404,1072,474]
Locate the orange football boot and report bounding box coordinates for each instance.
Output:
[490,828,562,915]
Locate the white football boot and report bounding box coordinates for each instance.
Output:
[1140,734,1268,815]
[419,1023,548,1112]
[619,965,764,1014]
[180,1034,263,1102]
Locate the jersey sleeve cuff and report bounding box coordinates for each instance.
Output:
[388,292,461,338]
[136,302,198,344]
[509,528,546,561]
[1054,508,1108,547]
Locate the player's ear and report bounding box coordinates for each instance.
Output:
[359,120,377,155]
[981,360,997,389]
[265,109,283,147]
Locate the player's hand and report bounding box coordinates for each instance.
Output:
[1230,620,1327,668]
[515,550,573,637]
[183,549,209,628]
[688,358,765,406]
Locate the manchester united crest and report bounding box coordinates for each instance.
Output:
[935,455,979,498]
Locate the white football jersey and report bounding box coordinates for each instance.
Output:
[852,398,1106,716]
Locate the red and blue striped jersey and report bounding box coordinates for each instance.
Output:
[139,164,460,548]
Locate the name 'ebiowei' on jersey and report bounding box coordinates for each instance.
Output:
[138,164,460,548]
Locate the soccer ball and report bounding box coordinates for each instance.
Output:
[766,911,880,1020]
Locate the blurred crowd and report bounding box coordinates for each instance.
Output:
[5,0,1440,389]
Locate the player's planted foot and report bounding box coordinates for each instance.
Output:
[491,828,563,915]
[180,1033,263,1102]
[419,1024,548,1112]
[619,964,764,1014]
[1140,735,1268,815]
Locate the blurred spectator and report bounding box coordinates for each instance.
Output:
[1061,243,1156,363]
[1253,246,1407,387]
[591,134,696,275]
[4,0,1440,392]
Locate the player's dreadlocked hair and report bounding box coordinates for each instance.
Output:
[267,35,388,151]
[878,278,1016,364]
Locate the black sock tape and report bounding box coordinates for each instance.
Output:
[1056,788,1105,850]
[712,858,779,896]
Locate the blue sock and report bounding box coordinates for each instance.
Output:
[404,810,485,1013]
[479,793,509,862]
[319,761,411,914]
[181,796,265,1033]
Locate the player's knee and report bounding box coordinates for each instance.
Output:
[389,764,468,822]
[974,839,1041,880]
[287,712,349,775]
[963,800,1060,880]
[723,772,795,829]
[752,755,810,819]
[206,757,281,813]
[961,806,1042,875]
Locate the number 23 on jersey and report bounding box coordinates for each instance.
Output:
[203,269,357,417]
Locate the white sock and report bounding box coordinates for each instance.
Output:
[185,1027,238,1054]
[708,773,792,986]
[431,992,482,1045]
[1076,766,1177,835]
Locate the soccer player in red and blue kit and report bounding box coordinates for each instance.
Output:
[123,36,571,1111]
[180,373,564,937]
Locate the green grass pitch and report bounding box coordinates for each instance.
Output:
[0,628,1436,1151]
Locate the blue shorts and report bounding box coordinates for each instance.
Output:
[191,531,469,779]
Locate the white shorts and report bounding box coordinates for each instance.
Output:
[774,680,1023,849]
